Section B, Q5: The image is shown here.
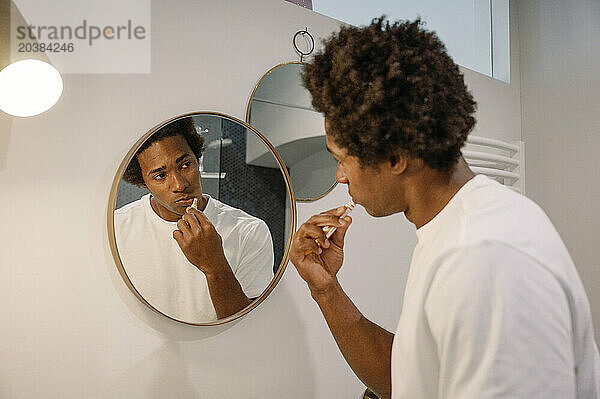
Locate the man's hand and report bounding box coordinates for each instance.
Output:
[173,204,253,318]
[290,206,352,296]
[291,205,393,398]
[173,205,229,278]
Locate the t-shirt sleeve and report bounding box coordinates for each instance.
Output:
[424,240,577,399]
[232,220,274,298]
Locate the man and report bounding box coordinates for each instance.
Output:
[115,117,273,322]
[290,18,600,398]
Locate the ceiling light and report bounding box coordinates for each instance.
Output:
[0,59,63,117]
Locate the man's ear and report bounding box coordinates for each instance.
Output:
[389,153,408,175]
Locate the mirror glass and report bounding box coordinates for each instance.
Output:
[109,112,295,325]
[247,62,337,201]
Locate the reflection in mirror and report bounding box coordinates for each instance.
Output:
[247,62,337,201]
[110,113,294,325]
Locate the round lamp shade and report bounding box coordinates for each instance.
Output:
[0,59,63,117]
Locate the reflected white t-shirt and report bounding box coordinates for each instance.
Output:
[392,175,600,399]
[114,194,274,322]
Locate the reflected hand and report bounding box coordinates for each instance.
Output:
[173,206,230,278]
[290,206,352,296]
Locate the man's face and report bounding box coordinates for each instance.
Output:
[137,134,202,221]
[325,125,399,218]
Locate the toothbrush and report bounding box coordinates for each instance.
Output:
[322,201,355,239]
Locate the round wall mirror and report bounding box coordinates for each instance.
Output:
[108,112,296,326]
[247,62,337,202]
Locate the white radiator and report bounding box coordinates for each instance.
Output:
[463,135,525,194]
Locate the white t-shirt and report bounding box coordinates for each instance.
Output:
[114,194,274,322]
[392,175,600,399]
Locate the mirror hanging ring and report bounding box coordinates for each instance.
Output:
[293,27,315,62]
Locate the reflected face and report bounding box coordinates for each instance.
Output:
[138,134,202,222]
[325,121,396,218]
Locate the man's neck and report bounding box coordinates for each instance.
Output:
[404,157,475,229]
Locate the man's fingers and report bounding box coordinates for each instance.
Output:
[308,204,349,228]
[176,218,192,236]
[182,213,201,233]
[293,207,353,256]
[320,205,348,216]
[329,215,352,246]
[293,223,327,253]
[298,222,330,247]
[298,239,322,256]
[297,210,352,245]
[173,229,184,243]
[186,207,212,229]
[306,213,345,228]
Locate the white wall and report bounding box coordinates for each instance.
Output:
[518,0,600,343]
[0,0,522,397]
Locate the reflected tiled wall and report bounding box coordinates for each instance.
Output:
[219,119,287,272]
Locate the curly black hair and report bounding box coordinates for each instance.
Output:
[123,117,206,186]
[302,17,476,172]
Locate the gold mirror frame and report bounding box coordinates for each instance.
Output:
[246,61,337,202]
[107,111,297,326]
